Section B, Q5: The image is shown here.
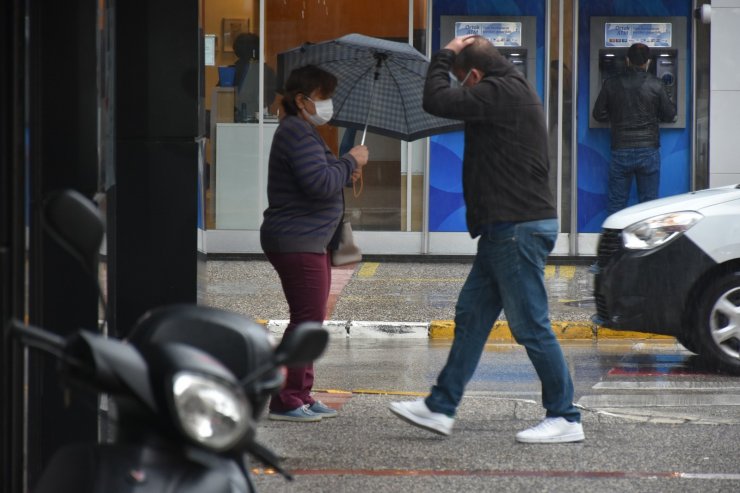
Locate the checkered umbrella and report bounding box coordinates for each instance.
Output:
[276,33,463,142]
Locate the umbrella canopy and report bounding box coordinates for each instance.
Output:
[276,33,463,142]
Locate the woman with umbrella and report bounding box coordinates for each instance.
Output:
[261,65,368,422]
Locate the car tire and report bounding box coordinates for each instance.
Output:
[676,332,699,354]
[694,271,740,374]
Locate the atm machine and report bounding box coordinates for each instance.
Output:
[498,47,528,78]
[441,16,537,81]
[589,17,686,128]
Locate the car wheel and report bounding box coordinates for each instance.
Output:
[694,271,740,374]
[676,332,699,354]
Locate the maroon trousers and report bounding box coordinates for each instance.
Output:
[265,251,331,412]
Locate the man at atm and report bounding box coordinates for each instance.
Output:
[592,42,676,214]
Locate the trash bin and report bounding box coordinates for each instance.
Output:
[218,66,236,87]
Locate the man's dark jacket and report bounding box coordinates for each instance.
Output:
[592,67,676,149]
[423,49,556,238]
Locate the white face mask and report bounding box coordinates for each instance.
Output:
[304,97,334,126]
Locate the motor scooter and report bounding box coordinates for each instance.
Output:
[9,189,329,492]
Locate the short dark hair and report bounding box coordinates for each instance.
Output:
[627,43,650,66]
[281,65,338,116]
[452,35,504,75]
[233,33,259,60]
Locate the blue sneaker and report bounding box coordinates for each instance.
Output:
[308,400,338,418]
[268,404,322,422]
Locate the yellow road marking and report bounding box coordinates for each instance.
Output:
[356,266,577,282]
[355,277,465,282]
[429,320,674,340]
[347,389,428,397]
[357,262,379,278]
[559,265,576,279]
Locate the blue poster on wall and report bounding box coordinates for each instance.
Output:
[577,1,692,233]
[430,0,546,233]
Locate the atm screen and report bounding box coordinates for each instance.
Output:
[598,48,677,103]
[499,47,527,77]
[598,48,628,83]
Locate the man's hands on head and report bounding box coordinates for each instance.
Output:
[443,35,477,54]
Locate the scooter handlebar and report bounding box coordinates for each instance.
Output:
[8,318,67,359]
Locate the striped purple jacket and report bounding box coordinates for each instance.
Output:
[260,115,357,253]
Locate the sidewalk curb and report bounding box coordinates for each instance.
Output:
[429,320,673,340]
[261,320,430,338]
[257,319,675,341]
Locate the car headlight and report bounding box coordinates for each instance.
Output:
[172,371,250,451]
[622,211,703,250]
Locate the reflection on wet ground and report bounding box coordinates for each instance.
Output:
[205,260,600,323]
[314,338,740,425]
[205,259,740,424]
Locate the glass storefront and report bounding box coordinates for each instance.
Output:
[202,0,705,256]
[204,0,429,254]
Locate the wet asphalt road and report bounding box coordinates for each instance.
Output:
[248,338,740,493]
[203,259,740,492]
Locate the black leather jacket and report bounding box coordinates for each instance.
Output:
[423,50,556,237]
[592,68,676,149]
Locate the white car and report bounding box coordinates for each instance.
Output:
[593,184,740,374]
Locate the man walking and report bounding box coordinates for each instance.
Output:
[389,36,583,444]
[592,42,676,214]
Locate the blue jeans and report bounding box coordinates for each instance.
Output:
[425,219,581,423]
[607,147,661,215]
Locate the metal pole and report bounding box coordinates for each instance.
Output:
[556,0,564,235]
[422,0,433,254]
[406,0,414,232]
[569,0,579,256]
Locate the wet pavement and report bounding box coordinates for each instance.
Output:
[247,338,740,492]
[203,259,740,492]
[205,259,600,329]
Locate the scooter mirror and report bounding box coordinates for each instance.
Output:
[43,189,105,271]
[273,322,328,368]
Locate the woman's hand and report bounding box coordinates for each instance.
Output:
[349,145,369,167]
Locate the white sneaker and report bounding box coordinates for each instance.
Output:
[389,398,454,436]
[516,417,585,444]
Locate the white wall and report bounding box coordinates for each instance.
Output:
[710,0,740,186]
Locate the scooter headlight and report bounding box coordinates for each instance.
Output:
[622,211,703,250]
[172,371,250,451]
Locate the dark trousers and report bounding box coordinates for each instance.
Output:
[607,147,661,215]
[265,251,331,411]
